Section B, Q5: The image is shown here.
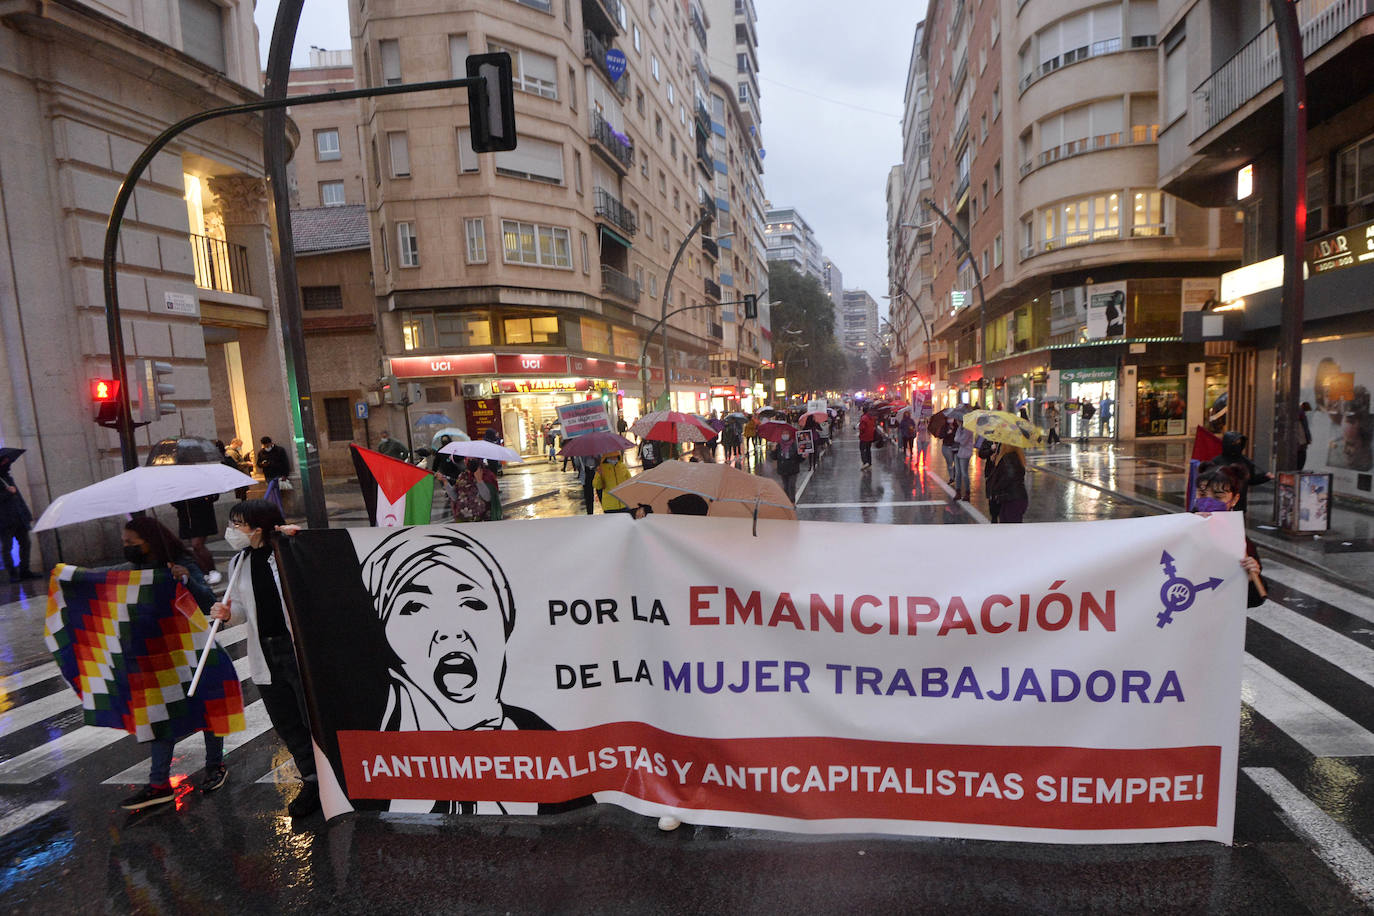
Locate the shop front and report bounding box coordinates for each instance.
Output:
[1056,367,1119,440]
[1133,365,1188,438]
[389,352,661,455]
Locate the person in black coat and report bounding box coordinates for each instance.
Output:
[0,451,36,581]
[256,436,291,482]
[1204,430,1272,513]
[984,443,1029,523]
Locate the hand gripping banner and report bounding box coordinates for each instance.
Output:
[276,512,1247,843]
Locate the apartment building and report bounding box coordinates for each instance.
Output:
[889,21,948,394]
[1156,0,1374,494]
[842,289,881,359]
[0,0,294,562]
[705,74,771,412]
[765,206,825,283]
[822,257,846,349]
[916,0,1241,439]
[288,48,368,209]
[350,0,734,452]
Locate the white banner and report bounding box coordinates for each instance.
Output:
[281,513,1248,844]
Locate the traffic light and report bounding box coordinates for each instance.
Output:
[743,294,758,320]
[133,358,176,422]
[380,375,398,405]
[466,53,517,153]
[91,378,121,426]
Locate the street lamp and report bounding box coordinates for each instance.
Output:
[911,201,988,406]
[882,286,933,382]
[641,200,717,412]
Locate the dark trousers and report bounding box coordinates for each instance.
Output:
[150,732,224,785]
[1,522,31,575]
[995,498,1028,523]
[582,476,596,514]
[859,440,873,466]
[256,635,316,779]
[780,473,797,502]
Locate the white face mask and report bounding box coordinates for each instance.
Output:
[224,525,251,551]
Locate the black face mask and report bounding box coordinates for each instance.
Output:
[123,545,148,566]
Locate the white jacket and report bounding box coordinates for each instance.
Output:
[223,548,290,686]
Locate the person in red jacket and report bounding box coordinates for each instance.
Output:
[858,407,878,470]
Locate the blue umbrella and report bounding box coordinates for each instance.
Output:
[415,413,455,427]
[1015,397,1033,409]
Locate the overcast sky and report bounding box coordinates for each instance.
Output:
[253,0,922,320]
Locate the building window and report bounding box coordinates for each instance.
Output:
[503,314,561,344]
[667,82,675,104]
[580,231,590,274]
[493,136,565,184]
[649,274,658,297]
[449,34,469,78]
[456,129,480,173]
[641,150,649,177]
[655,114,663,139]
[1164,34,1187,124]
[434,311,491,347]
[315,129,341,162]
[319,180,346,206]
[501,219,573,268]
[574,150,583,194]
[993,159,1002,192]
[980,114,988,143]
[379,224,389,271]
[371,137,380,185]
[568,66,577,110]
[1336,134,1374,205]
[982,180,989,210]
[488,41,558,99]
[633,23,641,51]
[397,222,419,267]
[992,84,1001,120]
[178,0,226,73]
[379,39,402,86]
[658,170,666,194]
[581,317,612,353]
[323,397,353,441]
[993,234,1003,267]
[636,89,646,117]
[388,131,410,177]
[634,265,645,294]
[1132,191,1166,236]
[302,285,343,310]
[652,55,660,81]
[465,217,487,263]
[736,53,748,73]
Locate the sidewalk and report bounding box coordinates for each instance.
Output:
[1029,437,1374,599]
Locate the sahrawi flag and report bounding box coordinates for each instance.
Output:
[351,444,435,527]
[44,565,244,741]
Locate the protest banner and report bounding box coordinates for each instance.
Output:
[556,401,613,439]
[277,512,1247,843]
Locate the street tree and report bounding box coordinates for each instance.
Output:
[768,262,848,395]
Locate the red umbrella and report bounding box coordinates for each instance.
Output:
[632,410,716,443]
[559,431,636,457]
[756,420,796,442]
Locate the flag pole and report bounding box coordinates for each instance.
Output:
[188,555,245,697]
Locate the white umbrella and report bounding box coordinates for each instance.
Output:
[33,463,258,532]
[438,440,524,463]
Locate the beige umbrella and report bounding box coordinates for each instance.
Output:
[609,459,797,526]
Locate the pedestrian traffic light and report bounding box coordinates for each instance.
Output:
[744,294,758,320]
[91,378,121,426]
[132,358,176,421]
[380,376,398,404]
[465,53,517,153]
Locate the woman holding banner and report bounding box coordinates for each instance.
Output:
[210,500,319,818]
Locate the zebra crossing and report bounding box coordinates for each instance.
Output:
[2,562,1374,904]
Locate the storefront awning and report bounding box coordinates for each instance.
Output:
[599,225,632,250]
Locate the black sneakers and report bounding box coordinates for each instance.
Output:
[121,784,175,811]
[288,781,320,818]
[200,764,229,793]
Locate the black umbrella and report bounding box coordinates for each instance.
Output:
[145,436,222,466]
[0,446,24,466]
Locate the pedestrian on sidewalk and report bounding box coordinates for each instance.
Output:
[171,494,221,585]
[0,449,37,582]
[1078,399,1095,444]
[593,452,632,514]
[1297,402,1312,469]
[858,407,878,470]
[939,415,960,485]
[1045,403,1061,446]
[376,430,408,462]
[772,431,802,503]
[210,500,319,818]
[256,436,291,511]
[953,421,975,501]
[543,423,557,462]
[577,454,599,514]
[438,460,488,523]
[743,416,759,465]
[224,437,252,499]
[916,417,931,461]
[984,443,1028,522]
[802,415,823,471]
[118,517,230,810]
[1192,466,1267,606]
[898,413,917,460]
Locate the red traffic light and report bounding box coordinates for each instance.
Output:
[91,378,119,402]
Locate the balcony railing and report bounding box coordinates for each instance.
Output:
[601,264,640,302]
[1191,0,1369,140]
[583,0,623,34]
[584,30,629,96]
[701,236,719,260]
[695,97,712,127]
[1022,127,1160,177]
[593,187,637,236]
[590,111,635,170]
[704,277,722,300]
[709,322,724,340]
[1018,35,1155,94]
[690,4,708,48]
[693,51,711,87]
[189,233,251,294]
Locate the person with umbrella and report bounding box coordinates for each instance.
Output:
[593,451,633,514]
[962,409,1044,521]
[898,411,918,460]
[118,516,232,808]
[0,448,36,582]
[772,429,803,502]
[376,430,408,462]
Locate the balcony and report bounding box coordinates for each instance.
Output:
[584,30,629,95]
[709,322,724,340]
[689,3,708,49]
[701,236,719,260]
[695,97,712,128]
[601,264,640,303]
[1191,0,1369,140]
[704,277,722,300]
[1018,36,1147,94]
[590,111,635,172]
[582,0,623,36]
[189,233,251,294]
[695,129,713,173]
[593,187,637,236]
[693,51,711,88]
[1021,127,1160,178]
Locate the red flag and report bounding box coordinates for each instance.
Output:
[1191,426,1222,463]
[173,583,201,621]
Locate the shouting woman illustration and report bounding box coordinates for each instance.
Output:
[361,527,556,814]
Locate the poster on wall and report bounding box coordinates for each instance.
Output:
[276,513,1248,844]
[1181,279,1220,313]
[463,398,502,440]
[1137,376,1187,437]
[1086,283,1127,340]
[1301,336,1374,493]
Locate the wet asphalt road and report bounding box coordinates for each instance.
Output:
[2,435,1373,914]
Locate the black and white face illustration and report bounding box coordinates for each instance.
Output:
[362,530,516,731]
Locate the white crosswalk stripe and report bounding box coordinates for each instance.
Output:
[1252,601,1374,689]
[0,800,64,839]
[1241,655,1374,757]
[101,700,276,785]
[1263,562,1374,626]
